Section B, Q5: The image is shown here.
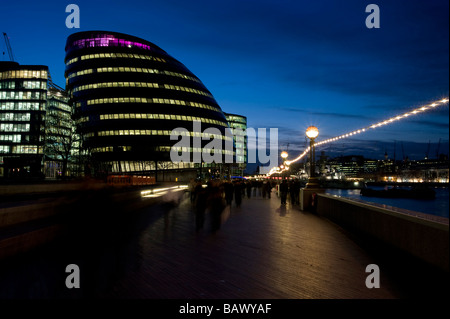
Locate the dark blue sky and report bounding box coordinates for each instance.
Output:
[1,0,448,161]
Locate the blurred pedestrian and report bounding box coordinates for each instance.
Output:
[224,180,234,206]
[234,181,242,207]
[195,185,207,231]
[246,181,252,199]
[279,179,288,205]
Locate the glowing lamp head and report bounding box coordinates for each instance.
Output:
[306,126,319,139]
[281,151,288,159]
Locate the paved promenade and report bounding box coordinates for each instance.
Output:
[105,193,399,299]
[0,187,447,300]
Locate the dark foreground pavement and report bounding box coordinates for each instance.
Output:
[0,188,448,301]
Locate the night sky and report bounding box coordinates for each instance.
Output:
[1,0,448,164]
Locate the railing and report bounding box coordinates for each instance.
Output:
[106,175,156,186]
[316,193,449,271]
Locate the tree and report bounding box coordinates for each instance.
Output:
[44,88,78,179]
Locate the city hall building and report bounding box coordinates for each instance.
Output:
[65,31,239,180]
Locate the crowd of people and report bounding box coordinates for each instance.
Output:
[187,178,303,231]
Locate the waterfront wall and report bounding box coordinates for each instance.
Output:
[316,193,449,271]
[0,182,187,260]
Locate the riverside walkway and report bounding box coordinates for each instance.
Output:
[2,185,447,301]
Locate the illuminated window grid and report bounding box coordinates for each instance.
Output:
[163,84,212,98]
[91,145,233,155]
[70,36,152,51]
[0,91,44,100]
[0,134,21,143]
[11,145,40,154]
[102,160,197,172]
[66,53,166,65]
[72,81,212,98]
[0,70,48,81]
[96,113,227,127]
[96,129,233,141]
[86,97,221,113]
[74,82,159,92]
[0,113,31,121]
[0,80,46,90]
[0,123,30,132]
[67,67,201,83]
[227,116,247,124]
[0,145,10,153]
[0,102,42,111]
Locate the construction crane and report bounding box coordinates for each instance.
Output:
[2,32,15,62]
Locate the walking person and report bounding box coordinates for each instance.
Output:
[224,180,234,206]
[267,181,272,199]
[234,181,242,208]
[195,185,208,231]
[279,179,288,205]
[246,181,252,199]
[262,181,267,198]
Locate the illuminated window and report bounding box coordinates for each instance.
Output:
[11,145,37,154]
[0,145,10,153]
[0,113,31,121]
[0,123,30,132]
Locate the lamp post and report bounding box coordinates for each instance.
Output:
[281,151,288,179]
[305,126,319,188]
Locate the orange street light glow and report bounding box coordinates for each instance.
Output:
[267,97,449,173]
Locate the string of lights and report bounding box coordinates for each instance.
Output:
[267,97,449,176]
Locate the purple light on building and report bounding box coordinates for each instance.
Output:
[71,34,151,50]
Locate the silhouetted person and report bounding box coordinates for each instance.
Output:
[292,180,300,204]
[267,181,272,198]
[246,182,252,199]
[289,181,296,205]
[209,182,225,231]
[195,185,207,231]
[188,178,197,203]
[262,181,267,198]
[280,180,288,205]
[234,181,242,207]
[257,181,263,197]
[224,180,234,206]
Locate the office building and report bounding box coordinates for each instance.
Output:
[224,113,247,177]
[0,62,48,178]
[44,86,80,178]
[65,31,233,179]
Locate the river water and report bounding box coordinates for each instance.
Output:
[324,186,449,218]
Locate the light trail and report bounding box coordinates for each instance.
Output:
[267,97,449,176]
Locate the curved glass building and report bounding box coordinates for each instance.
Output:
[65,31,232,178]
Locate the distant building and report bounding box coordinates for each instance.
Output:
[44,87,80,178]
[0,62,48,178]
[336,155,364,178]
[65,31,233,180]
[224,113,247,177]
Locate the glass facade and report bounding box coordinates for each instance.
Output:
[43,87,80,178]
[0,62,48,178]
[224,113,247,176]
[65,31,233,178]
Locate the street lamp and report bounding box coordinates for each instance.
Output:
[280,151,288,179]
[305,126,319,188]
